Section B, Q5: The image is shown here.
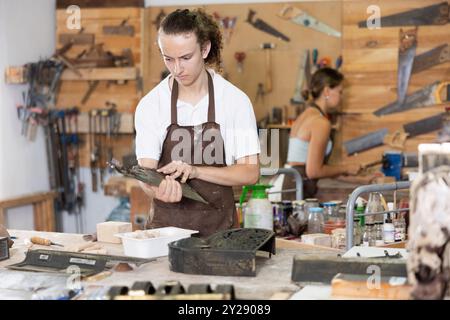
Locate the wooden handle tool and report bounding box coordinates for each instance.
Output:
[31,236,64,247]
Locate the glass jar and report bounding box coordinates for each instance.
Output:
[322,202,338,222]
[304,198,319,218]
[290,200,308,236]
[308,207,324,234]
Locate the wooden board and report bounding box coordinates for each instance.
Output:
[144,2,343,121]
[336,0,450,165]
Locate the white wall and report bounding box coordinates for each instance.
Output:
[0,0,119,233]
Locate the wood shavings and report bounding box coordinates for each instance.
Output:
[65,242,107,254]
[128,230,161,239]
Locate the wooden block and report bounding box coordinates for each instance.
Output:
[291,255,407,283]
[97,221,132,243]
[331,273,412,300]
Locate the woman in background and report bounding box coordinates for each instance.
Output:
[282,67,361,200]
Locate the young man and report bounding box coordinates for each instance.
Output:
[135,9,260,236]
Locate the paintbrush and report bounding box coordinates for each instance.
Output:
[108,160,208,204]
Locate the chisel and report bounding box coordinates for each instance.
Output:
[31,236,64,247]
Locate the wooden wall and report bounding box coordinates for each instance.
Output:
[144,1,343,121]
[55,6,146,167]
[337,0,449,165]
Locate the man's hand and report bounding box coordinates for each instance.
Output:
[150,176,182,203]
[157,160,198,183]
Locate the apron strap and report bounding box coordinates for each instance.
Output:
[206,71,215,123]
[170,70,216,125]
[170,76,179,125]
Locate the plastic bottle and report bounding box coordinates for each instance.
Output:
[362,224,372,247]
[353,217,362,246]
[240,184,273,231]
[355,197,366,227]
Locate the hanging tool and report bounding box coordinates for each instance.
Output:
[261,43,275,94]
[81,80,100,105]
[213,13,238,44]
[89,109,99,192]
[246,9,290,42]
[403,113,444,137]
[30,236,64,247]
[374,81,450,116]
[103,17,135,36]
[344,128,389,155]
[255,83,265,105]
[291,49,311,105]
[335,55,343,70]
[412,43,450,74]
[152,9,166,30]
[277,4,341,38]
[312,48,319,72]
[109,161,208,204]
[234,52,246,73]
[397,27,418,106]
[318,56,332,68]
[358,2,449,28]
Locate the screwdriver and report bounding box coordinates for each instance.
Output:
[30,236,64,247]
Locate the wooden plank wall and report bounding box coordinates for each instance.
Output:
[338,0,450,165]
[55,6,146,167]
[144,2,343,121]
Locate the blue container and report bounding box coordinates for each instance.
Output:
[382,151,403,180]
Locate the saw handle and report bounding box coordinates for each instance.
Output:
[435,81,450,104]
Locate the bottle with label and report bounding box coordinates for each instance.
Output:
[355,197,365,227]
[398,213,406,241]
[240,184,273,231]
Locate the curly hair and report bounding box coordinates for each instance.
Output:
[159,9,223,69]
[308,67,344,100]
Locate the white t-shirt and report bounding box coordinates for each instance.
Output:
[135,70,260,166]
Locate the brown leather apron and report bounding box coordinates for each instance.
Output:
[147,71,237,237]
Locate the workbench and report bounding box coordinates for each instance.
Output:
[0,230,341,300]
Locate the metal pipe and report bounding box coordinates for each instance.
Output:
[260,167,303,200]
[345,181,410,251]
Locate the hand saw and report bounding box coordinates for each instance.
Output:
[403,113,444,137]
[277,4,341,38]
[291,49,311,105]
[374,81,450,116]
[358,1,449,27]
[397,27,418,106]
[344,128,389,155]
[246,9,290,42]
[412,43,450,74]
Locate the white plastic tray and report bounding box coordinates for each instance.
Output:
[115,227,198,258]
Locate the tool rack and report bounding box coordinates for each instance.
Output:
[345,181,411,251]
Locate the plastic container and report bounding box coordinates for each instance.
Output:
[115,227,198,258]
[240,184,273,231]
